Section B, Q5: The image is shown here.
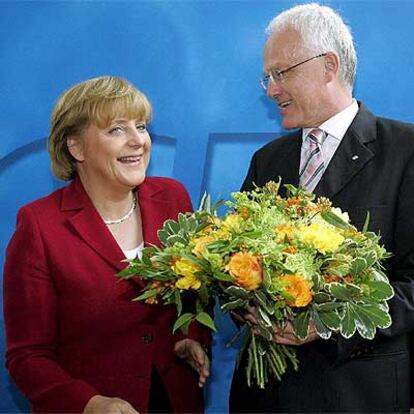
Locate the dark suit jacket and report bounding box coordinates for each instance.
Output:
[3,176,209,414]
[230,103,414,413]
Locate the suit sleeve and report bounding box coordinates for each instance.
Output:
[384,149,414,336]
[241,152,258,192]
[337,144,414,362]
[3,206,98,413]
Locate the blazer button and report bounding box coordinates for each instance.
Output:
[143,334,153,344]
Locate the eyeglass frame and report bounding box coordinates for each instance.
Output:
[260,53,327,90]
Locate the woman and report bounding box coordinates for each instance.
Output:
[3,76,210,414]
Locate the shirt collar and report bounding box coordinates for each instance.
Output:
[302,99,359,142]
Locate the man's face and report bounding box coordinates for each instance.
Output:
[263,28,330,129]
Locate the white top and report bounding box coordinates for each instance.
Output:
[123,242,144,260]
[301,99,359,186]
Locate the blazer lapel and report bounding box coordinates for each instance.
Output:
[137,179,171,248]
[62,177,127,272]
[315,103,376,199]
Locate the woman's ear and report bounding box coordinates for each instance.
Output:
[67,136,85,162]
[324,52,340,82]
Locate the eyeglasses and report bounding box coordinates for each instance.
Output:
[260,53,327,90]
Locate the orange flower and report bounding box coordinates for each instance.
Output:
[280,273,313,307]
[227,252,262,291]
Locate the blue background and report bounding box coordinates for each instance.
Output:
[1,1,414,412]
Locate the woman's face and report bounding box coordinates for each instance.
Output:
[68,118,151,192]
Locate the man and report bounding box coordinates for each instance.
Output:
[230,3,414,413]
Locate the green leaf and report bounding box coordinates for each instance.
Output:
[175,290,182,316]
[327,283,353,301]
[198,282,210,305]
[313,292,331,303]
[372,270,389,282]
[353,304,376,339]
[166,234,187,245]
[356,303,392,329]
[318,309,341,330]
[321,210,351,230]
[173,313,194,334]
[220,298,247,312]
[365,281,394,301]
[293,310,311,339]
[207,240,230,252]
[195,312,217,332]
[254,291,274,315]
[345,283,363,295]
[315,302,343,312]
[225,285,250,299]
[177,213,189,231]
[364,250,378,268]
[164,219,180,234]
[157,229,168,245]
[262,267,272,290]
[311,310,332,339]
[213,271,234,282]
[257,306,272,328]
[350,257,368,276]
[132,289,157,301]
[362,211,370,233]
[340,303,357,338]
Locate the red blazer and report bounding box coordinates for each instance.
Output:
[3,176,209,413]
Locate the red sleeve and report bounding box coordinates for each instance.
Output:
[3,206,97,413]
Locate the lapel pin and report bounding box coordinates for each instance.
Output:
[352,155,359,161]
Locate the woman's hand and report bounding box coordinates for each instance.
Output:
[83,395,139,414]
[174,339,210,387]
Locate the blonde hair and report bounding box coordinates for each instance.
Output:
[48,76,152,180]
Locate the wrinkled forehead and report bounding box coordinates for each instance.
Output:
[263,28,306,71]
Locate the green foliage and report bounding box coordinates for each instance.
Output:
[117,181,394,389]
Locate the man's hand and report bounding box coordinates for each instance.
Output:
[272,320,319,346]
[232,305,319,346]
[174,338,210,387]
[83,395,139,414]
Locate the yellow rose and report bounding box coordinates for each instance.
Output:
[172,258,200,278]
[175,274,201,290]
[227,252,262,291]
[299,223,344,253]
[275,223,296,242]
[192,235,216,258]
[172,258,201,290]
[280,273,313,307]
[221,214,243,233]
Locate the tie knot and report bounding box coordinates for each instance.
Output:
[308,128,325,145]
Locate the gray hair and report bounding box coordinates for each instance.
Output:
[266,3,357,90]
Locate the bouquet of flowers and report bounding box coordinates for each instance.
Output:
[118,181,393,388]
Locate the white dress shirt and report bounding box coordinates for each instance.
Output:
[300,99,359,188]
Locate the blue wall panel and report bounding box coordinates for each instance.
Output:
[1,1,414,413]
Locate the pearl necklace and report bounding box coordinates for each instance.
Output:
[103,194,137,225]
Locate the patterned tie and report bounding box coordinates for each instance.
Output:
[299,128,326,192]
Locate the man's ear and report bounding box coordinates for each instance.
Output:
[67,136,85,162]
[324,52,340,82]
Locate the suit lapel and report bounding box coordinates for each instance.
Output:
[315,103,376,199]
[62,177,128,272]
[275,131,302,196]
